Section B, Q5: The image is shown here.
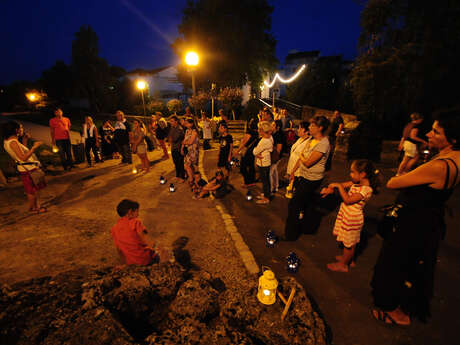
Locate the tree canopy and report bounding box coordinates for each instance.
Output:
[172,0,278,91]
[350,0,460,133]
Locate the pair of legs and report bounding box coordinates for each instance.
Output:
[171,149,186,180]
[157,139,169,158]
[85,138,101,166]
[269,160,280,192]
[257,166,271,204]
[137,152,150,172]
[117,143,132,164]
[327,243,356,272]
[240,153,255,186]
[397,154,419,175]
[184,163,195,184]
[56,139,73,170]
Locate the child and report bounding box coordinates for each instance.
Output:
[111,199,169,266]
[217,123,233,177]
[253,121,273,204]
[191,171,208,197]
[195,170,226,199]
[320,160,381,272]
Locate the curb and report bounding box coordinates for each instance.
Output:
[199,149,260,275]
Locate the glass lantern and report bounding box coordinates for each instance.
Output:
[286,252,300,273]
[265,230,278,248]
[169,183,175,192]
[246,191,253,201]
[257,268,278,305]
[160,176,166,184]
[52,145,59,153]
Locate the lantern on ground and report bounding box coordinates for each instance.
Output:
[257,268,278,305]
[169,183,175,192]
[286,252,300,273]
[52,145,59,153]
[265,230,278,248]
[132,166,138,174]
[246,191,253,201]
[230,157,240,169]
[160,176,166,185]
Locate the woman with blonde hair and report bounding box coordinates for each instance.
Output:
[132,119,150,172]
[82,116,101,166]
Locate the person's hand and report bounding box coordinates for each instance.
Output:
[328,183,339,189]
[320,187,334,198]
[398,143,403,151]
[32,141,43,149]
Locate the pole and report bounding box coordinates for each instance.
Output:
[272,90,275,108]
[141,90,146,116]
[211,83,216,116]
[191,72,196,96]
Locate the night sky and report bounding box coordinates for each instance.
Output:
[0,0,363,85]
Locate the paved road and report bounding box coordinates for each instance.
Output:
[203,148,460,345]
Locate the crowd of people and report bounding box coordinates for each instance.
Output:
[2,104,460,328]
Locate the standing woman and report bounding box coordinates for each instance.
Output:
[284,116,330,241]
[3,121,47,213]
[181,118,199,185]
[234,118,259,187]
[82,116,101,166]
[100,120,116,159]
[153,112,170,159]
[132,119,150,173]
[396,112,428,175]
[286,121,310,178]
[371,110,459,326]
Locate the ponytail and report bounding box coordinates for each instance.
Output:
[352,159,382,194]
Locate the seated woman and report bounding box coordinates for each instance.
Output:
[2,121,47,213]
[195,170,226,199]
[371,109,459,326]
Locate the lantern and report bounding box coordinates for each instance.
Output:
[169,183,175,192]
[286,252,300,273]
[230,157,240,168]
[422,149,431,163]
[246,191,253,201]
[265,230,278,248]
[160,176,166,184]
[132,166,138,174]
[257,268,278,305]
[52,145,59,153]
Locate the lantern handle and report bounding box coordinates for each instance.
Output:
[261,265,272,273]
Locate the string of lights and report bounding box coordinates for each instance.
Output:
[263,64,307,88]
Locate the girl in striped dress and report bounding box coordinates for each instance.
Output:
[321,159,381,272]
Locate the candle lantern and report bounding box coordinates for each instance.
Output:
[132,166,138,174]
[230,157,240,169]
[257,267,278,305]
[265,230,278,248]
[246,191,253,201]
[422,149,431,163]
[160,176,166,185]
[169,183,175,192]
[286,252,300,273]
[285,181,294,199]
[52,145,59,153]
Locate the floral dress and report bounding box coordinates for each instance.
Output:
[184,129,199,166]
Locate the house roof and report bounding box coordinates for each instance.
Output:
[126,66,172,76]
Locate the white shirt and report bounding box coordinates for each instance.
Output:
[286,137,309,176]
[4,138,40,172]
[253,136,273,167]
[202,119,213,139]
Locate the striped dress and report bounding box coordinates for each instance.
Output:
[333,184,373,247]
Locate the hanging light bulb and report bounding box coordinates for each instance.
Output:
[160,176,166,184]
[265,230,278,248]
[169,183,175,192]
[286,252,300,273]
[246,191,253,201]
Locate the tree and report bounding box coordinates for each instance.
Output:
[172,0,278,92]
[40,60,73,103]
[188,91,210,113]
[217,87,242,119]
[350,0,460,136]
[167,99,183,115]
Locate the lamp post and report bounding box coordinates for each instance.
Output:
[185,51,199,96]
[136,80,147,116]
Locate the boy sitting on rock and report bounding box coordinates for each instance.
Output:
[111,199,170,266]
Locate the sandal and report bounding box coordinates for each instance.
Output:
[372,309,410,327]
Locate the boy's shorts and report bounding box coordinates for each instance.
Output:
[403,140,418,158]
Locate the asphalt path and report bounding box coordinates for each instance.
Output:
[203,148,460,345]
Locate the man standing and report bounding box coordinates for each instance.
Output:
[49,108,73,171]
[113,110,132,164]
[217,122,233,176]
[168,116,185,181]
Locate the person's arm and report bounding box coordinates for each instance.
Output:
[94,127,101,146]
[329,183,363,205]
[409,128,428,146]
[9,140,42,162]
[228,143,233,162]
[336,122,344,137]
[235,133,250,155]
[299,150,324,168]
[387,160,445,189]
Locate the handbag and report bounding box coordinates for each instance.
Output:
[377,204,404,239]
[18,162,46,187]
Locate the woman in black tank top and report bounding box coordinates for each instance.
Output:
[372,110,460,326]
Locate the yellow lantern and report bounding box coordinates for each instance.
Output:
[257,268,278,305]
[52,145,59,153]
[132,166,138,174]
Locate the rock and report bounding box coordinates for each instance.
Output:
[0,264,327,345]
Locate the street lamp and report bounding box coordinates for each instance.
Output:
[136,80,147,116]
[185,51,199,96]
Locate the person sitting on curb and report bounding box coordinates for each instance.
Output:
[191,171,208,197]
[111,199,170,266]
[194,170,226,199]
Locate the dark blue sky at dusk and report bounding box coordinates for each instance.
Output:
[0,0,363,85]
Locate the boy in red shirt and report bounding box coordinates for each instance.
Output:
[111,199,169,265]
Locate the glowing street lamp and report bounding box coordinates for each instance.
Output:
[185,51,199,96]
[136,80,147,116]
[26,92,38,102]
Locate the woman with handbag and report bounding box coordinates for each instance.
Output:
[2,121,47,214]
[371,110,460,326]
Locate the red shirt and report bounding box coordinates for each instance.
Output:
[111,217,154,265]
[49,116,71,140]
